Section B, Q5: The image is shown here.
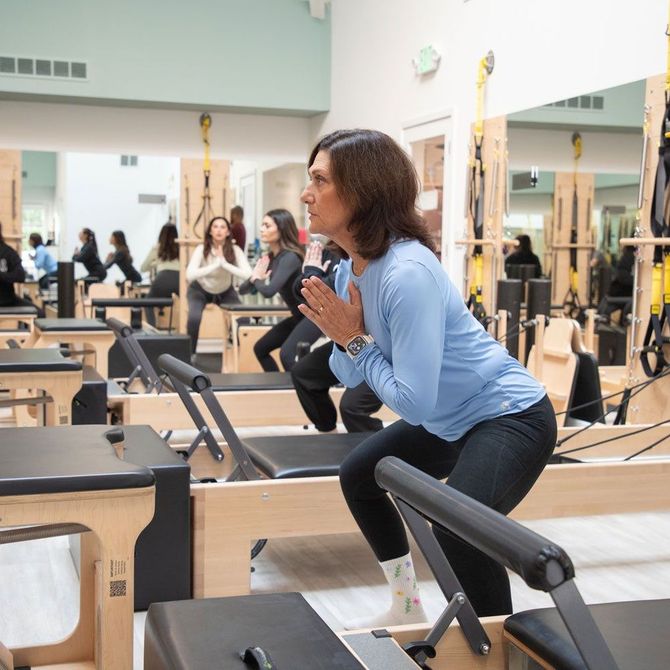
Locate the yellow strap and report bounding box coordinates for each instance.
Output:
[569,267,579,293]
[200,115,211,172]
[651,262,663,314]
[474,254,484,287]
[664,254,670,303]
[474,55,490,142]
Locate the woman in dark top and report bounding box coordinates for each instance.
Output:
[505,233,542,278]
[0,224,28,307]
[239,209,310,371]
[104,230,142,283]
[72,228,107,282]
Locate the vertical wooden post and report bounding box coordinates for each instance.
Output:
[626,74,670,424]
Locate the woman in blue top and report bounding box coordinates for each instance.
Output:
[29,233,57,289]
[299,129,556,629]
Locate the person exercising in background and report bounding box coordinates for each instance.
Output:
[186,216,251,355]
[299,129,555,629]
[239,209,307,371]
[505,233,542,278]
[72,228,107,283]
[29,233,57,289]
[141,222,180,327]
[105,230,142,283]
[291,240,383,432]
[230,205,247,253]
[0,223,29,307]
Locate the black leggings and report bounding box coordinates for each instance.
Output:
[253,316,321,372]
[339,395,556,617]
[145,270,180,327]
[291,341,383,432]
[187,281,240,353]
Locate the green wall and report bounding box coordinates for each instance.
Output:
[22,151,57,189]
[0,0,330,115]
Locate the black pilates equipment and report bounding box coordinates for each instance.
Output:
[375,456,670,669]
[91,296,174,331]
[107,317,294,397]
[141,457,670,669]
[158,353,370,559]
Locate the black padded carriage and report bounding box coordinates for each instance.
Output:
[0,426,154,495]
[0,348,82,373]
[35,317,110,331]
[91,297,174,330]
[158,353,369,474]
[106,317,294,393]
[145,593,366,670]
[0,305,38,315]
[504,599,670,670]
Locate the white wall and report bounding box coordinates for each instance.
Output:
[62,153,180,281]
[318,0,666,281]
[0,102,312,164]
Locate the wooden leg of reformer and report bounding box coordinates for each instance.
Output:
[4,487,154,670]
[42,371,83,426]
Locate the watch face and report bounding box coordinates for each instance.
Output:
[347,335,368,356]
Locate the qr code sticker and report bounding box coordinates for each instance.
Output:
[110,580,127,597]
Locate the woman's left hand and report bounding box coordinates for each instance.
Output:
[299,276,365,346]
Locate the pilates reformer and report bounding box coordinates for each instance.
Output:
[104,317,395,430]
[157,353,670,600]
[90,296,175,332]
[158,352,372,556]
[0,348,83,425]
[0,425,155,669]
[23,317,115,378]
[144,457,667,669]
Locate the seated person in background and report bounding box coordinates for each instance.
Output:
[239,209,306,371]
[72,227,107,283]
[186,216,251,354]
[0,223,30,307]
[291,240,383,432]
[597,245,634,322]
[230,205,246,253]
[29,232,58,289]
[141,222,180,327]
[104,230,142,283]
[505,233,542,278]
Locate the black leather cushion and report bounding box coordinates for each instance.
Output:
[504,599,670,670]
[244,432,371,479]
[0,348,82,372]
[209,371,294,391]
[144,593,364,670]
[0,305,38,315]
[219,303,288,312]
[92,298,172,307]
[36,318,109,331]
[0,425,154,495]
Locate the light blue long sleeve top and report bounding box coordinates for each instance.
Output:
[329,240,546,442]
[33,244,57,274]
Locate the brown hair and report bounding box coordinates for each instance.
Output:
[204,217,235,263]
[230,205,244,225]
[308,129,435,259]
[265,209,304,260]
[111,230,132,262]
[157,223,178,261]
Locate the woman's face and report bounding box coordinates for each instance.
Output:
[79,230,87,243]
[300,150,352,240]
[109,234,115,246]
[210,220,229,244]
[260,216,280,244]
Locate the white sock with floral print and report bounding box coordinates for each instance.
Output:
[345,552,427,630]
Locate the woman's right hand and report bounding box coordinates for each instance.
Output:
[302,241,331,273]
[250,255,271,282]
